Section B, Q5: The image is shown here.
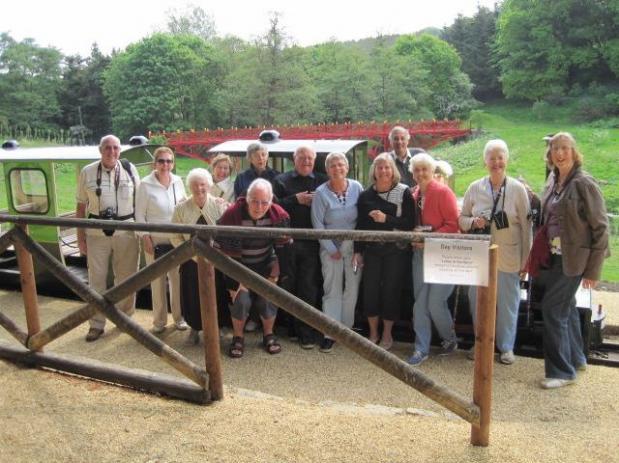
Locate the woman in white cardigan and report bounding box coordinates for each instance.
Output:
[171,168,227,343]
[459,139,532,364]
[135,147,188,333]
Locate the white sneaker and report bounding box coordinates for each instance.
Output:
[499,350,515,365]
[175,320,189,331]
[540,378,576,389]
[150,325,165,334]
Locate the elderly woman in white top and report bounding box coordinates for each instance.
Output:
[171,168,226,343]
[209,153,235,203]
[135,147,188,333]
[311,152,364,353]
[459,139,532,364]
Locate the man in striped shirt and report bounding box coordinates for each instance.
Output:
[216,179,292,357]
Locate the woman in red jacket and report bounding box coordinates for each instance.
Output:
[407,152,460,365]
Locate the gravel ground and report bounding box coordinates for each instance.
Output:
[0,289,618,463]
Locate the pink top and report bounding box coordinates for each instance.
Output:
[412,180,459,233]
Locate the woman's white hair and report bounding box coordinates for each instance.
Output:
[325,152,348,170]
[435,160,453,178]
[483,139,509,161]
[186,168,213,189]
[409,152,437,173]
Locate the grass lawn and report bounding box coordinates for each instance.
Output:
[432,102,619,282]
[1,103,617,281]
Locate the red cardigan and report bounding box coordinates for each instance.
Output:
[412,180,460,233]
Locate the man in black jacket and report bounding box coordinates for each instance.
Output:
[273,146,328,348]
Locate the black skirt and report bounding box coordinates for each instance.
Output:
[180,259,202,330]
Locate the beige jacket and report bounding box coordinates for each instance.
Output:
[459,176,532,273]
[170,196,227,254]
[541,168,609,280]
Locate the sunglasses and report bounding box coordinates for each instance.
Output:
[156,159,174,164]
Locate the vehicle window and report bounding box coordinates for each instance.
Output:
[9,169,49,214]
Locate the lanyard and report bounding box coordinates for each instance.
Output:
[96,161,120,214]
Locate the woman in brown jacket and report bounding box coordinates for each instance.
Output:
[537,132,609,389]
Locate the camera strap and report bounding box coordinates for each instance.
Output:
[96,161,121,216]
[489,177,506,221]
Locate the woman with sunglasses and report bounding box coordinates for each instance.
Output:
[135,147,188,334]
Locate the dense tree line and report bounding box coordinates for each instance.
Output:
[1,2,618,142]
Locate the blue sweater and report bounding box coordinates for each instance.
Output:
[311,180,363,255]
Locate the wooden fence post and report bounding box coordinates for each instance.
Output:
[471,244,498,446]
[197,254,224,400]
[13,225,41,348]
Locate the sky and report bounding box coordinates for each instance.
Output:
[1,0,500,56]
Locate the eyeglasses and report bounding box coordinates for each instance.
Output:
[248,199,271,207]
[156,159,174,164]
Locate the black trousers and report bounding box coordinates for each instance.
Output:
[279,240,322,339]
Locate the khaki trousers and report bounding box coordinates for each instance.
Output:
[146,236,182,329]
[86,231,139,330]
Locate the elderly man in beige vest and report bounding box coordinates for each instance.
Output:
[76,135,140,342]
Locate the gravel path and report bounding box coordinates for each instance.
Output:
[0,289,617,463]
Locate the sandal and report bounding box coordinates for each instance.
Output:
[229,336,244,358]
[262,334,282,355]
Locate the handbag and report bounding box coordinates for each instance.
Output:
[525,224,550,277]
[154,243,174,259]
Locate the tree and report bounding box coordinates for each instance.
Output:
[103,33,224,139]
[166,4,216,41]
[306,41,373,122]
[219,13,319,127]
[495,0,619,100]
[395,34,475,119]
[442,6,502,100]
[367,35,430,120]
[0,33,62,130]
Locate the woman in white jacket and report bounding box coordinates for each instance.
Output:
[135,147,188,333]
[459,140,532,364]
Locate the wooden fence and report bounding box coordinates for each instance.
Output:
[0,215,497,446]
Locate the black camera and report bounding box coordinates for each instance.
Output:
[100,207,116,236]
[493,210,509,230]
[472,225,491,235]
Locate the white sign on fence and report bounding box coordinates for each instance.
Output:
[423,238,490,286]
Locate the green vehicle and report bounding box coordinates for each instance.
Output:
[0,141,157,286]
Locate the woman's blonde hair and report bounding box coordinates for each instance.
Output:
[153,146,175,165]
[211,153,234,173]
[369,152,401,186]
[545,132,583,170]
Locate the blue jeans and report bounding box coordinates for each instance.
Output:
[537,255,586,380]
[469,271,521,353]
[412,249,456,354]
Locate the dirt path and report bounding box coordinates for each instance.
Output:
[0,289,618,463]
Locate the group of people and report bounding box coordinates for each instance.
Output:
[76,127,609,390]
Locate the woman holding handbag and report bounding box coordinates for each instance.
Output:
[535,132,609,389]
[135,147,188,333]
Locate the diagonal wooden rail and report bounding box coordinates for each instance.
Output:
[27,240,196,351]
[194,236,485,425]
[9,226,209,389]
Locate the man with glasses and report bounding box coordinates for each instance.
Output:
[76,135,140,342]
[273,146,328,349]
[216,179,292,358]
